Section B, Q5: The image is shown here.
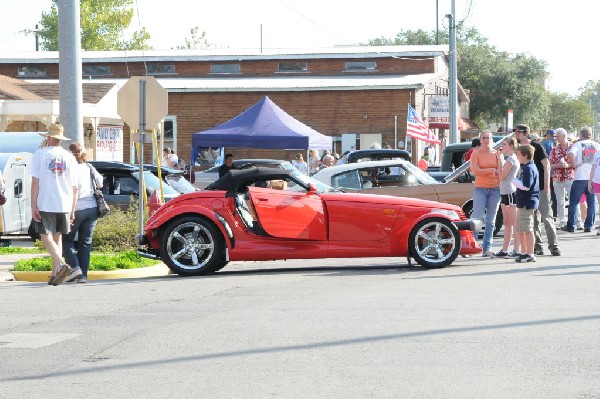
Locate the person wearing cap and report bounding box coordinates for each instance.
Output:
[31,123,81,286]
[513,124,561,256]
[541,129,556,158]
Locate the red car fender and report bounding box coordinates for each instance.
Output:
[145,203,234,250]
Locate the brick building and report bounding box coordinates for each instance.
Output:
[0,45,473,167]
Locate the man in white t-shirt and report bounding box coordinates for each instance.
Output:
[563,127,600,232]
[31,123,80,286]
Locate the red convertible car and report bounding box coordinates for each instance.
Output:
[136,168,482,276]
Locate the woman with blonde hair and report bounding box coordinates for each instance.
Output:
[308,150,321,175]
[495,136,521,257]
[62,143,103,283]
[470,131,502,256]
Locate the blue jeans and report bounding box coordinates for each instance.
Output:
[63,207,99,277]
[567,180,597,230]
[472,187,501,252]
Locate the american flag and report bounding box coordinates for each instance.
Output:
[407,104,440,144]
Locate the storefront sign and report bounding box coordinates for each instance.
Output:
[96,125,123,161]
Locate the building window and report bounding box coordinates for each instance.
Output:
[157,117,177,162]
[17,66,46,77]
[83,65,111,76]
[344,62,377,72]
[210,64,241,74]
[146,64,176,75]
[277,62,308,72]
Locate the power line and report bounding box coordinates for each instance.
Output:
[276,0,353,44]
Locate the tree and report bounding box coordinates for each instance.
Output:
[364,26,551,130]
[38,0,152,51]
[174,26,213,50]
[547,93,592,132]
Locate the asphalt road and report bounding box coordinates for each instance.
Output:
[1,230,599,398]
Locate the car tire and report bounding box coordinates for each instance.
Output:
[160,216,224,276]
[211,260,229,273]
[409,217,460,268]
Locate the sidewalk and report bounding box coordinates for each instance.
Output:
[0,253,43,281]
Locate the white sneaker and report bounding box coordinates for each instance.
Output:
[65,267,83,283]
[481,250,494,257]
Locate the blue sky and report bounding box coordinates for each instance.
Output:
[1,0,597,96]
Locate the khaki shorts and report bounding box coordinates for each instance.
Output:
[35,212,71,235]
[516,208,535,233]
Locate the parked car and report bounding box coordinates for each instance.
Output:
[194,159,296,189]
[136,167,482,276]
[144,164,197,194]
[428,134,508,176]
[89,161,180,211]
[345,149,411,164]
[312,159,503,235]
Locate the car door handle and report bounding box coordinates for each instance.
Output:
[256,197,268,202]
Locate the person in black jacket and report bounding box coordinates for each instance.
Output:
[218,154,234,178]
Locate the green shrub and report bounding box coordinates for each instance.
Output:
[12,250,160,272]
[92,198,141,252]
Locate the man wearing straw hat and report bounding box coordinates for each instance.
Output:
[31,123,81,286]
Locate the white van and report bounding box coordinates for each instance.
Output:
[0,152,34,237]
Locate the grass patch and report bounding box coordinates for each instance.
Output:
[0,247,45,255]
[12,251,161,272]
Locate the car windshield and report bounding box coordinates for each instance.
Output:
[288,170,339,194]
[402,162,440,184]
[133,171,179,195]
[165,175,196,194]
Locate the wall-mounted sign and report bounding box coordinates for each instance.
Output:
[428,96,450,129]
[96,125,123,161]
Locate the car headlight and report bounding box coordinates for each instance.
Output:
[429,209,460,221]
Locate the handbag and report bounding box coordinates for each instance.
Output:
[88,164,110,217]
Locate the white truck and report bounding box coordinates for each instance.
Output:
[0,152,35,238]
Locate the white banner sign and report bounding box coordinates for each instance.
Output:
[96,125,123,162]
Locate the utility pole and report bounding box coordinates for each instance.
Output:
[447,0,459,144]
[436,0,439,45]
[58,0,84,145]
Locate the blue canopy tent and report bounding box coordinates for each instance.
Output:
[191,96,332,165]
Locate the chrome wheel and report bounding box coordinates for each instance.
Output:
[161,217,223,275]
[409,218,460,268]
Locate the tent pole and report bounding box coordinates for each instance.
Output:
[394,115,398,149]
[306,149,310,175]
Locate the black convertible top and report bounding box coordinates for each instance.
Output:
[205,167,295,193]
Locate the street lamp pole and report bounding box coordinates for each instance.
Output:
[447,0,459,144]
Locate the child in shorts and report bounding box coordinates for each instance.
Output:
[513,144,540,262]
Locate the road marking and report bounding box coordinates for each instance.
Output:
[0,333,80,349]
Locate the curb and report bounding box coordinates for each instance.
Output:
[10,264,171,283]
